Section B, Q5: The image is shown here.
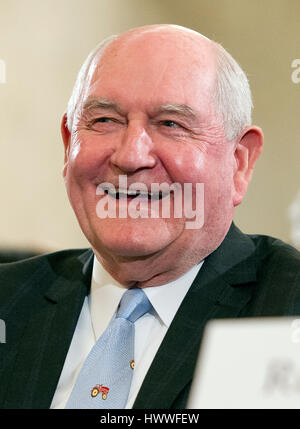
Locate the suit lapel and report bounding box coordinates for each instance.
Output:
[133,223,257,409]
[2,249,94,409]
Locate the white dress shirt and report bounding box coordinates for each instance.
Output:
[50,256,203,409]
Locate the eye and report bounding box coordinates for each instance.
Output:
[88,116,121,129]
[86,116,123,132]
[162,120,181,128]
[93,117,113,123]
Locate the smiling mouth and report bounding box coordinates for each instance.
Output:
[104,188,169,201]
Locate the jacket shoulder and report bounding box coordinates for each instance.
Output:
[0,248,91,302]
[248,233,300,269]
[245,233,300,315]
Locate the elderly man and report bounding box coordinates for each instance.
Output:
[0,24,300,410]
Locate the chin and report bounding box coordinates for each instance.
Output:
[90,218,181,258]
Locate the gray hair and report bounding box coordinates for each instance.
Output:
[66,34,252,141]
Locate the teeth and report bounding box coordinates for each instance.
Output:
[104,188,168,200]
[127,190,140,196]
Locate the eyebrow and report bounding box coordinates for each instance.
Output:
[82,98,197,119]
[82,97,124,115]
[154,104,198,120]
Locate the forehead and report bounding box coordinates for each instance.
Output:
[86,30,217,113]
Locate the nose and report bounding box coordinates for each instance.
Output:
[110,122,156,173]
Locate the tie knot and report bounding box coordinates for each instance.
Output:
[116,288,152,323]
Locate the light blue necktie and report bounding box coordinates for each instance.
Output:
[65,287,152,409]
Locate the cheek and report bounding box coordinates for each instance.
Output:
[65,139,110,216]
[158,142,232,185]
[157,144,205,184]
[157,143,235,214]
[67,137,111,185]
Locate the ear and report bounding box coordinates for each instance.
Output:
[61,113,71,178]
[233,126,264,206]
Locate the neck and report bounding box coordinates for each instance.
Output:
[92,244,204,288]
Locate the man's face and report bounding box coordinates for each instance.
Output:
[63,29,241,281]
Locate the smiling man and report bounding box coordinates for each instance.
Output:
[1,24,300,409]
[61,25,262,286]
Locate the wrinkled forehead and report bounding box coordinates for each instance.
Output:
[87,27,217,109]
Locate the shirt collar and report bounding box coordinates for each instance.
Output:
[89,256,204,339]
[142,262,204,327]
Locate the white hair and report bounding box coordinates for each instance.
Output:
[66,34,253,141]
[214,42,253,141]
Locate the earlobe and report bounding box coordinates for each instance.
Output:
[233,126,264,206]
[61,113,71,178]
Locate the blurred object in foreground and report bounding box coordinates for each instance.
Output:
[0,248,43,263]
[288,189,300,250]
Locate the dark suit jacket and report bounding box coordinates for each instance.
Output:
[1,223,300,409]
